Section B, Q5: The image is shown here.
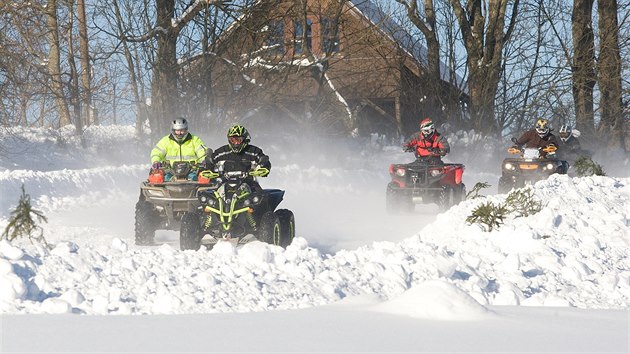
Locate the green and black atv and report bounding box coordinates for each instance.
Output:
[179,158,295,251]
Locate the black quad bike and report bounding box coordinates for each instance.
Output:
[179,158,295,251]
[498,141,568,193]
[386,159,466,213]
[134,160,213,245]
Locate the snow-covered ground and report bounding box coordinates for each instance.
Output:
[0,125,628,353]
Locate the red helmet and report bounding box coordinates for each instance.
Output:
[420,118,435,137]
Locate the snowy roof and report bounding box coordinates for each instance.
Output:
[349,0,467,93]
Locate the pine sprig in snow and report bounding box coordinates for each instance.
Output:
[467,187,544,231]
[2,184,49,247]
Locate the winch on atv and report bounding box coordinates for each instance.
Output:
[386,160,466,213]
[498,142,568,193]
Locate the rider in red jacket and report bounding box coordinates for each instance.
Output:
[403,118,450,164]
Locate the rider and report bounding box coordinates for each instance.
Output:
[403,118,450,165]
[558,125,587,160]
[206,124,271,191]
[150,117,208,181]
[557,124,591,168]
[513,118,559,158]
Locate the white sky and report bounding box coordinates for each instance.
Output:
[0,125,628,353]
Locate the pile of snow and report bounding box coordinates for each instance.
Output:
[1,174,628,315]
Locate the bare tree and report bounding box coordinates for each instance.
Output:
[45,0,72,127]
[394,0,440,87]
[597,0,625,150]
[571,0,596,138]
[77,0,94,125]
[448,0,519,136]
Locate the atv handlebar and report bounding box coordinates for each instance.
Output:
[508,145,557,154]
[198,165,268,180]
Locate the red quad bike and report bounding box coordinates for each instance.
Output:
[386,159,466,213]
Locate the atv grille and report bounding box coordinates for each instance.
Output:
[165,185,196,198]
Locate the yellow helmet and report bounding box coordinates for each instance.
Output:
[535,119,550,137]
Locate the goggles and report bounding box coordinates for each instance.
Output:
[229,136,245,144]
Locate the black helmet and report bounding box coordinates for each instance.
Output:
[172,117,189,142]
[227,124,250,152]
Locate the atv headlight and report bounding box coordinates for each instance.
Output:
[395,168,406,177]
[429,169,443,177]
[146,189,164,197]
[199,194,209,204]
[243,199,251,206]
[250,195,262,205]
[545,163,555,170]
[504,163,515,170]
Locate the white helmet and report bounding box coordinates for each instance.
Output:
[171,117,189,142]
[558,125,572,142]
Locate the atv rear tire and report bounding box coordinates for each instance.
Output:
[134,199,159,245]
[275,209,295,248]
[180,212,202,251]
[259,211,282,246]
[438,185,455,211]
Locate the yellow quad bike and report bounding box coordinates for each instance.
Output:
[179,158,295,251]
[498,143,568,193]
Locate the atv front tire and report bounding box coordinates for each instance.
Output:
[498,176,513,194]
[386,185,413,214]
[455,183,467,203]
[275,209,295,248]
[438,185,455,211]
[180,212,202,251]
[258,211,282,246]
[134,199,159,245]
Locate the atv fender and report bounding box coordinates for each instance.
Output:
[263,189,285,211]
[440,164,465,185]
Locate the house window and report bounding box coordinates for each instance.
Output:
[321,18,340,53]
[294,18,312,54]
[265,20,284,55]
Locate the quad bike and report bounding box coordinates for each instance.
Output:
[498,141,568,193]
[386,157,466,213]
[134,160,214,245]
[179,157,295,251]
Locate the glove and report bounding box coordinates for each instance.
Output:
[403,145,414,152]
[427,147,440,155]
[252,166,270,177]
[151,162,162,170]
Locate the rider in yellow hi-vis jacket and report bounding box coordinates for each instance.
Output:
[150,117,208,181]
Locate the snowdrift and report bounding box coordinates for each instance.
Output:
[1,174,628,315]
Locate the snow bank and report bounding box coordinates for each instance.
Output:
[1,175,628,315]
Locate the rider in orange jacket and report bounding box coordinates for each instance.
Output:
[403,118,450,164]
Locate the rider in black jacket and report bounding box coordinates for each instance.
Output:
[206,124,271,191]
